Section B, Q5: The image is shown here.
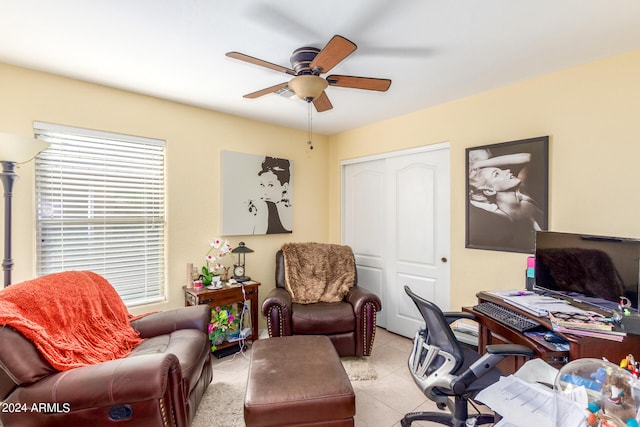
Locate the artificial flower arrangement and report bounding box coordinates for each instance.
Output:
[208,305,240,351]
[200,238,232,285]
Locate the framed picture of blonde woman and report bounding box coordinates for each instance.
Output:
[465,136,549,253]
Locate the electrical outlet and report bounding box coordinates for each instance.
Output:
[239,328,251,339]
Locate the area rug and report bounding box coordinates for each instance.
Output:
[341,356,378,381]
[191,356,377,427]
[192,382,245,427]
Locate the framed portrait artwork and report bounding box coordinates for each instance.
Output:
[221,150,293,236]
[465,136,549,253]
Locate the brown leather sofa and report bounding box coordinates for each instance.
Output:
[262,247,382,357]
[0,284,212,427]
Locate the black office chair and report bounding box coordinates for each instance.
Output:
[401,286,534,427]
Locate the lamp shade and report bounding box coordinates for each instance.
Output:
[0,133,50,163]
[288,75,328,101]
[231,242,254,254]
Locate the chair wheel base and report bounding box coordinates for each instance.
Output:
[401,411,455,426]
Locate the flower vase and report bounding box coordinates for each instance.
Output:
[212,334,225,346]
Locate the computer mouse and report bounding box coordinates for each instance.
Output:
[543,332,565,343]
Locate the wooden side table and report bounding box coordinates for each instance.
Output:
[184,281,260,351]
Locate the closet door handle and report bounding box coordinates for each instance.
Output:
[441,257,448,263]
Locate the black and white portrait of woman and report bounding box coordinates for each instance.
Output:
[465,136,548,253]
[221,151,293,235]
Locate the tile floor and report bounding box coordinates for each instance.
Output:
[210,328,488,426]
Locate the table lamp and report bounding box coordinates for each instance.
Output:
[0,133,50,287]
[231,242,254,283]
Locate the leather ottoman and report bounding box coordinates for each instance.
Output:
[244,335,356,427]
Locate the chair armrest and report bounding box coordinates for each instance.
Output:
[346,287,382,356]
[7,353,183,411]
[346,286,382,313]
[452,344,534,394]
[262,287,292,314]
[130,305,210,338]
[443,311,476,325]
[261,287,293,336]
[485,344,534,357]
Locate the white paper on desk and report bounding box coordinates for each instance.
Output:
[488,289,535,298]
[502,294,567,316]
[475,375,586,427]
[541,303,592,314]
[513,358,559,386]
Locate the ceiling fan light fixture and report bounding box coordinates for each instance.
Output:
[229,35,391,112]
[288,75,328,102]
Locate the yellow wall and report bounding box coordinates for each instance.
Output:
[0,63,330,317]
[2,49,639,320]
[328,49,640,311]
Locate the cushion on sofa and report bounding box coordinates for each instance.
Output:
[0,326,57,400]
[129,329,210,393]
[291,301,355,334]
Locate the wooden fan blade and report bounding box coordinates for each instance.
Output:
[243,82,289,99]
[226,52,296,76]
[309,35,357,74]
[313,91,333,112]
[326,75,391,92]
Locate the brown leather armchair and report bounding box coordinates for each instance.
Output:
[262,244,382,357]
[0,274,213,427]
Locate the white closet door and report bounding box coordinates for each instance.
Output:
[343,159,387,327]
[343,145,450,337]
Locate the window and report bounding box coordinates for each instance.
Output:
[34,122,166,306]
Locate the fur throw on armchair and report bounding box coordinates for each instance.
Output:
[282,243,356,304]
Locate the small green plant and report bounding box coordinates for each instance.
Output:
[200,238,232,285]
[200,266,218,286]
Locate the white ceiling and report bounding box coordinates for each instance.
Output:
[2,0,640,135]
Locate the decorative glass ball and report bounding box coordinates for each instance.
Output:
[554,358,640,427]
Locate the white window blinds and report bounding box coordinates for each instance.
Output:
[33,122,166,307]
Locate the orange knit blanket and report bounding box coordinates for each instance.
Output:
[0,271,143,371]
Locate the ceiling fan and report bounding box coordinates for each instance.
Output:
[226,35,391,112]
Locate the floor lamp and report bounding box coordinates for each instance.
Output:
[0,133,50,287]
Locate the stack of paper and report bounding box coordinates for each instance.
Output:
[549,311,613,331]
[549,310,626,341]
[475,359,587,427]
[501,294,568,316]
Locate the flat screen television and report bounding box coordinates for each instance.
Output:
[534,231,640,313]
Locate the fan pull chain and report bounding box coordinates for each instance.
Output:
[307,102,314,150]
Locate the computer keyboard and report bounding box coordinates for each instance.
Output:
[473,301,543,332]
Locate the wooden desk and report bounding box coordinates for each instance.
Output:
[184,281,260,351]
[465,291,640,375]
